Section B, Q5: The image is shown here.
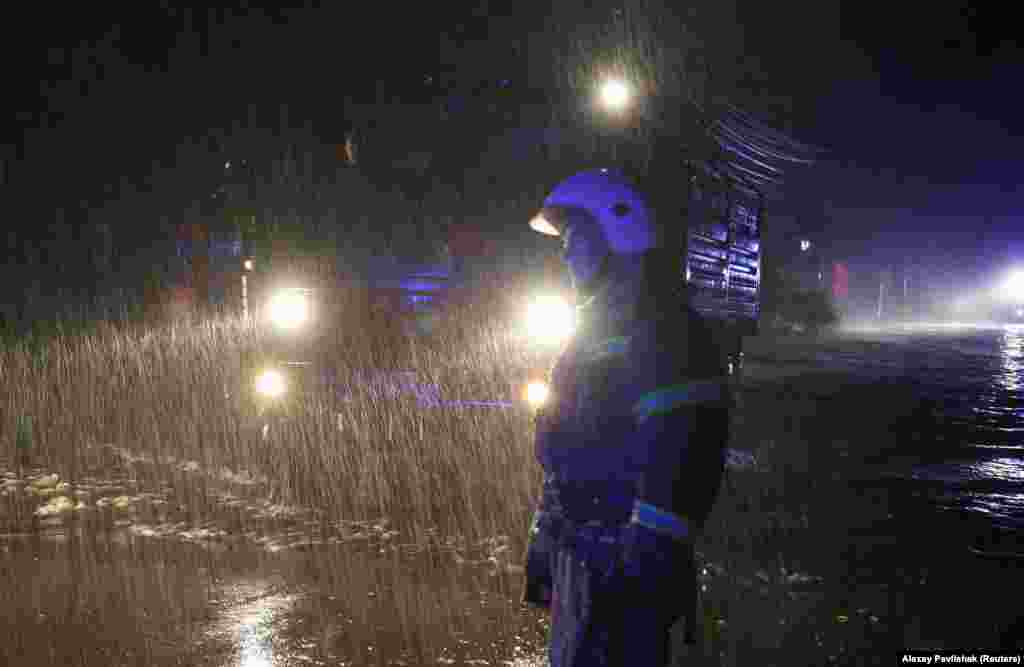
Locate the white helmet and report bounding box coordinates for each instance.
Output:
[529,168,656,254]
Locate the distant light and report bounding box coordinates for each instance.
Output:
[244,259,254,271]
[800,239,811,252]
[1004,270,1024,301]
[598,79,631,112]
[224,161,231,170]
[1017,308,1024,319]
[995,269,1024,302]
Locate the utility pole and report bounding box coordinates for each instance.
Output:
[877,281,885,320]
[903,270,909,320]
[877,267,889,320]
[877,266,897,321]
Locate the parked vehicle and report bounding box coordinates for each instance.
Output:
[170,159,765,438]
[684,161,765,380]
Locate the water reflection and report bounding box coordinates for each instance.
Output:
[971,457,1024,482]
[237,611,273,667]
[203,581,295,667]
[997,325,1024,393]
[968,493,1024,520]
[6,322,1023,664]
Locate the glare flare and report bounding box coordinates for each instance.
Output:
[255,369,286,399]
[599,79,631,111]
[525,381,550,408]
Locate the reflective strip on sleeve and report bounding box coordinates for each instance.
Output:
[631,501,690,541]
[632,379,726,423]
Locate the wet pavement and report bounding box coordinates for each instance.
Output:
[2,325,1023,665]
[1,448,550,666]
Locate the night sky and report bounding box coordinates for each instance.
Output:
[3,2,1022,312]
[776,1,1024,301]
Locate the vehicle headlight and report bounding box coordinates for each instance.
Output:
[255,369,287,399]
[996,270,1024,302]
[524,381,550,409]
[526,295,574,344]
[267,289,310,330]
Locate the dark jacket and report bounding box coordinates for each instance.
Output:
[534,265,730,529]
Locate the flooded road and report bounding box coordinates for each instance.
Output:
[744,322,1023,534]
[2,322,1022,665]
[0,454,550,666]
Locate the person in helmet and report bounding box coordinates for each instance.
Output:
[521,168,731,666]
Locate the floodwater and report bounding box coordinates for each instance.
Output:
[2,322,1022,665]
[745,322,1024,534]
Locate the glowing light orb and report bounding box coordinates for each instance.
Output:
[525,381,550,408]
[254,369,286,399]
[526,295,574,344]
[1004,270,1024,301]
[267,289,309,330]
[599,79,631,111]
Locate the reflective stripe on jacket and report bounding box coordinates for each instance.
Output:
[633,380,726,423]
[631,500,690,541]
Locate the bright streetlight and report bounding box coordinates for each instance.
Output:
[598,78,631,112]
[800,239,811,252]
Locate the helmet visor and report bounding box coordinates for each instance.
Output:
[528,205,595,237]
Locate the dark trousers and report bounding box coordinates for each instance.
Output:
[548,523,691,667]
